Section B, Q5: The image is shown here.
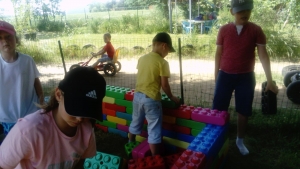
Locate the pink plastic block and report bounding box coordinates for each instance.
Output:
[191,108,229,126]
[132,139,151,159]
[117,124,129,133]
[128,155,166,169]
[171,149,206,169]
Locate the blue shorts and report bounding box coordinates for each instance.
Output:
[98,54,112,62]
[129,92,162,144]
[212,70,256,116]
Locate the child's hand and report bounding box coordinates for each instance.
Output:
[170,96,181,105]
[265,82,279,94]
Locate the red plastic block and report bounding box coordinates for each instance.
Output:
[171,150,206,169]
[125,90,135,101]
[128,155,166,169]
[132,139,151,159]
[164,153,181,169]
[163,105,195,119]
[162,123,191,135]
[95,124,108,132]
[103,108,116,116]
[191,108,229,126]
[104,102,126,112]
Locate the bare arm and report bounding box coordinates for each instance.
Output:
[161,76,180,104]
[34,78,44,105]
[214,45,222,82]
[74,159,85,169]
[257,45,278,94]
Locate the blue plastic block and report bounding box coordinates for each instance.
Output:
[176,133,195,143]
[103,114,107,121]
[116,112,132,121]
[162,129,177,139]
[84,151,122,169]
[108,127,128,138]
[187,124,227,159]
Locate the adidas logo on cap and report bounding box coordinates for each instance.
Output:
[86,90,97,99]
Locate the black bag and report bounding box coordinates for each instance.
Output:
[261,81,277,114]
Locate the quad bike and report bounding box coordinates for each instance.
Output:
[69,49,121,77]
[282,65,300,104]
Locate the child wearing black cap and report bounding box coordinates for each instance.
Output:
[0,67,106,168]
[213,0,278,155]
[128,32,180,156]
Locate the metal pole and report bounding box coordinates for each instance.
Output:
[178,38,184,104]
[168,0,172,33]
[189,0,192,34]
[58,40,67,75]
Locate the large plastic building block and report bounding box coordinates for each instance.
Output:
[132,139,151,159]
[107,115,127,125]
[171,150,206,169]
[103,96,115,104]
[116,111,132,121]
[127,107,133,114]
[191,108,229,126]
[161,94,180,109]
[187,124,227,159]
[176,118,206,130]
[97,120,117,129]
[103,108,116,116]
[115,98,133,108]
[108,127,128,138]
[176,133,195,143]
[84,151,122,169]
[106,85,130,100]
[163,136,189,150]
[164,152,181,169]
[104,103,126,112]
[163,115,176,124]
[125,141,141,157]
[117,124,129,133]
[191,129,201,137]
[162,123,191,135]
[128,155,166,169]
[163,105,195,119]
[95,124,108,132]
[125,89,135,101]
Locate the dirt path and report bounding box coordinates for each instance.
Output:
[38,59,300,110]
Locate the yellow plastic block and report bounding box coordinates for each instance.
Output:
[162,136,189,149]
[162,115,176,124]
[103,96,115,104]
[127,133,146,142]
[107,115,126,125]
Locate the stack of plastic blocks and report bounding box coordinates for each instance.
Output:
[95,85,230,169]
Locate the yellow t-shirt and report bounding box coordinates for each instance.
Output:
[135,52,170,101]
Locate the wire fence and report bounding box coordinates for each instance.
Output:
[29,35,300,114]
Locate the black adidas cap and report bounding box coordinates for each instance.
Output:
[153,32,176,52]
[58,67,106,121]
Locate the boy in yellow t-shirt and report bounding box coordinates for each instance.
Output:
[128,32,180,156]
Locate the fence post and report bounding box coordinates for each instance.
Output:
[178,38,184,104]
[58,40,67,75]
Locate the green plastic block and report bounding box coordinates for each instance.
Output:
[176,118,206,130]
[97,120,117,129]
[126,107,133,114]
[84,151,122,169]
[106,86,128,100]
[191,129,202,137]
[161,94,180,108]
[124,141,140,157]
[115,99,133,108]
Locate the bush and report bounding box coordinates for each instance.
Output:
[37,20,65,32]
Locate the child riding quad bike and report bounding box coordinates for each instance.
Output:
[69,49,121,77]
